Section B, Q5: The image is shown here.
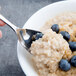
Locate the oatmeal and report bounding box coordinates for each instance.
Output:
[30,13,76,76]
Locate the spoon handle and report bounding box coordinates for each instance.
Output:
[0,14,19,32]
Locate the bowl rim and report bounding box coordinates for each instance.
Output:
[17,0,75,76]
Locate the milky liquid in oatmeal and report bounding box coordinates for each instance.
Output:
[30,12,76,76]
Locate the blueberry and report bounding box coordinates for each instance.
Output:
[59,59,71,71]
[51,24,59,33]
[69,42,76,51]
[35,33,43,40]
[70,56,76,67]
[60,31,70,41]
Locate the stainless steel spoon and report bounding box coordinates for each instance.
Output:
[0,14,41,52]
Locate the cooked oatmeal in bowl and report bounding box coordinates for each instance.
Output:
[30,13,76,76]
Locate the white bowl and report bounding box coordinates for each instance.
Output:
[17,0,76,76]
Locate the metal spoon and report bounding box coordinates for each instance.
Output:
[0,14,41,52]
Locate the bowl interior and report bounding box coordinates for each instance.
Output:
[17,0,76,76]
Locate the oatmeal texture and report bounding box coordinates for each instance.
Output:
[30,13,76,76]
